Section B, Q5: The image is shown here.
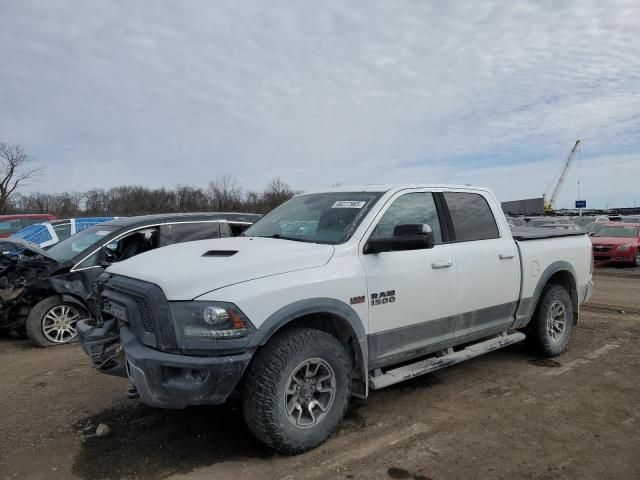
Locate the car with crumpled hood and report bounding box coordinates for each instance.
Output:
[0,212,259,346]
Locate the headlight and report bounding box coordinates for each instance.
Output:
[616,243,630,251]
[170,301,254,342]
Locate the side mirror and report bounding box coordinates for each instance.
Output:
[100,249,118,268]
[364,224,435,254]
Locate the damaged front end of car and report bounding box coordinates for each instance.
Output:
[0,242,61,336]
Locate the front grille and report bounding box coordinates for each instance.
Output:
[593,246,612,252]
[134,296,155,332]
[100,275,177,351]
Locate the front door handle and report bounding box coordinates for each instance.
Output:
[431,260,453,269]
[499,253,516,260]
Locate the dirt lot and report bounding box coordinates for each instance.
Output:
[1,272,638,480]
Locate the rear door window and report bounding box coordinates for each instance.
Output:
[444,192,499,242]
[160,222,221,246]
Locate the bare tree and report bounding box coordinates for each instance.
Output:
[260,177,296,212]
[10,176,298,217]
[0,143,42,214]
[208,175,243,211]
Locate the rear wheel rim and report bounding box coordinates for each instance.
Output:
[635,251,640,267]
[546,300,567,343]
[284,358,336,428]
[42,305,80,344]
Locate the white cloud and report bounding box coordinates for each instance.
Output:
[0,0,638,208]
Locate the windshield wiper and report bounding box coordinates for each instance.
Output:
[258,234,317,243]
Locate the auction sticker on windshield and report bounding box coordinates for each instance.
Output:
[332,201,366,208]
[95,231,111,236]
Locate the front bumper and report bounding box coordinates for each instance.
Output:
[593,250,636,264]
[79,321,252,409]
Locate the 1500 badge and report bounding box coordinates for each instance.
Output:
[371,290,396,306]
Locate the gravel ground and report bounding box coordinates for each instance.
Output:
[0,273,638,480]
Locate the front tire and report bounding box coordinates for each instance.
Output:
[526,284,574,357]
[242,328,352,454]
[26,296,86,348]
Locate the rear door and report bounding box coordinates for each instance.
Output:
[442,191,520,338]
[359,190,459,366]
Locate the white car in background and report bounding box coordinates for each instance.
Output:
[11,217,116,248]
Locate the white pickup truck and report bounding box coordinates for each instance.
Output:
[78,184,593,453]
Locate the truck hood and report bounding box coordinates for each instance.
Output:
[106,237,335,300]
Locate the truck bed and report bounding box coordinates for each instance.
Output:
[511,226,587,241]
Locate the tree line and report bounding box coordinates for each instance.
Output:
[1,143,296,216]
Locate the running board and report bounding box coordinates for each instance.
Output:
[369,331,526,390]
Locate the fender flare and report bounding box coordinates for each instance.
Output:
[249,297,369,396]
[513,261,577,329]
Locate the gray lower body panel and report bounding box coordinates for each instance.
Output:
[370,331,526,389]
[367,302,517,369]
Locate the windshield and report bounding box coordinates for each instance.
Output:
[594,226,639,238]
[244,192,383,244]
[46,225,117,262]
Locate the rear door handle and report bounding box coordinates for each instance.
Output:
[431,260,453,269]
[499,253,516,260]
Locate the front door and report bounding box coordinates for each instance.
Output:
[359,190,459,367]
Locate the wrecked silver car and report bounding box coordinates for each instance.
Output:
[0,213,260,347]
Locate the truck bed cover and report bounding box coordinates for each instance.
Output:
[510,227,587,241]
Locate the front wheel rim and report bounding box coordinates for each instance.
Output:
[42,305,80,343]
[546,300,567,343]
[284,358,336,428]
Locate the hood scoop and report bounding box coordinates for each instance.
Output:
[202,250,238,257]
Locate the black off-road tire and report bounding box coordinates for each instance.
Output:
[242,328,352,454]
[26,296,86,348]
[526,284,574,357]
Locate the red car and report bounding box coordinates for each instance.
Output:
[0,214,57,238]
[591,223,640,267]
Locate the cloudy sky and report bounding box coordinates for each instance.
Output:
[1,0,639,208]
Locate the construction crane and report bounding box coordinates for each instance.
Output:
[544,139,581,213]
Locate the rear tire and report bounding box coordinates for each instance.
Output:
[242,328,352,454]
[26,296,86,348]
[526,284,574,357]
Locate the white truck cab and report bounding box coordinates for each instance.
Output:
[79,185,593,453]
